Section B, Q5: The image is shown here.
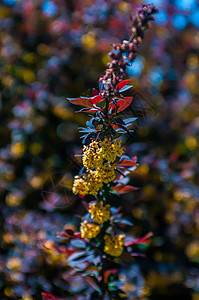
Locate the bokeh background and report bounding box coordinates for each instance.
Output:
[0,0,199,299]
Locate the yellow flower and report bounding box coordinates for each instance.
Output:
[73,138,123,196]
[86,170,103,195]
[80,220,101,239]
[83,141,103,170]
[89,201,111,224]
[104,234,125,257]
[90,140,99,148]
[112,139,124,157]
[72,176,89,196]
[73,171,103,196]
[96,163,116,184]
[100,138,116,162]
[100,138,123,162]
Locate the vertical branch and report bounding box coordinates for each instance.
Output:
[68,3,158,299]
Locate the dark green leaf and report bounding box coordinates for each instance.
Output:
[67,251,87,262]
[114,118,125,125]
[114,218,133,226]
[68,260,87,269]
[108,280,123,291]
[124,117,137,124]
[84,276,101,293]
[86,120,95,129]
[70,239,87,249]
[79,127,97,133]
[119,85,133,93]
[79,166,85,176]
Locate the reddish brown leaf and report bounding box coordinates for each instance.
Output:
[117,97,133,113]
[111,123,119,129]
[84,276,101,293]
[74,232,81,238]
[42,293,60,300]
[90,95,102,105]
[53,244,76,256]
[111,184,138,194]
[68,95,102,111]
[115,79,131,91]
[67,97,93,108]
[104,269,118,283]
[92,88,99,96]
[124,232,153,247]
[65,229,75,236]
[116,157,138,167]
[64,248,76,256]
[57,230,81,239]
[108,102,116,113]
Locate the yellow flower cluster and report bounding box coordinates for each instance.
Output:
[89,201,111,224]
[83,138,123,169]
[72,175,89,196]
[96,163,116,184]
[73,138,123,196]
[100,138,124,162]
[83,141,103,169]
[80,220,101,239]
[86,171,103,195]
[104,234,125,257]
[112,140,124,157]
[72,171,103,196]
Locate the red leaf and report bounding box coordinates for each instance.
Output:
[108,102,116,113]
[90,95,102,105]
[111,184,138,194]
[116,156,138,168]
[124,232,153,247]
[111,123,119,129]
[104,269,118,283]
[63,248,76,256]
[74,232,81,238]
[92,88,99,96]
[57,229,81,239]
[52,244,76,255]
[42,293,59,300]
[68,95,102,111]
[67,97,93,108]
[115,79,131,91]
[65,229,75,236]
[116,97,133,113]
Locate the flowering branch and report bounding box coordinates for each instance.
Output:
[42,3,158,300]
